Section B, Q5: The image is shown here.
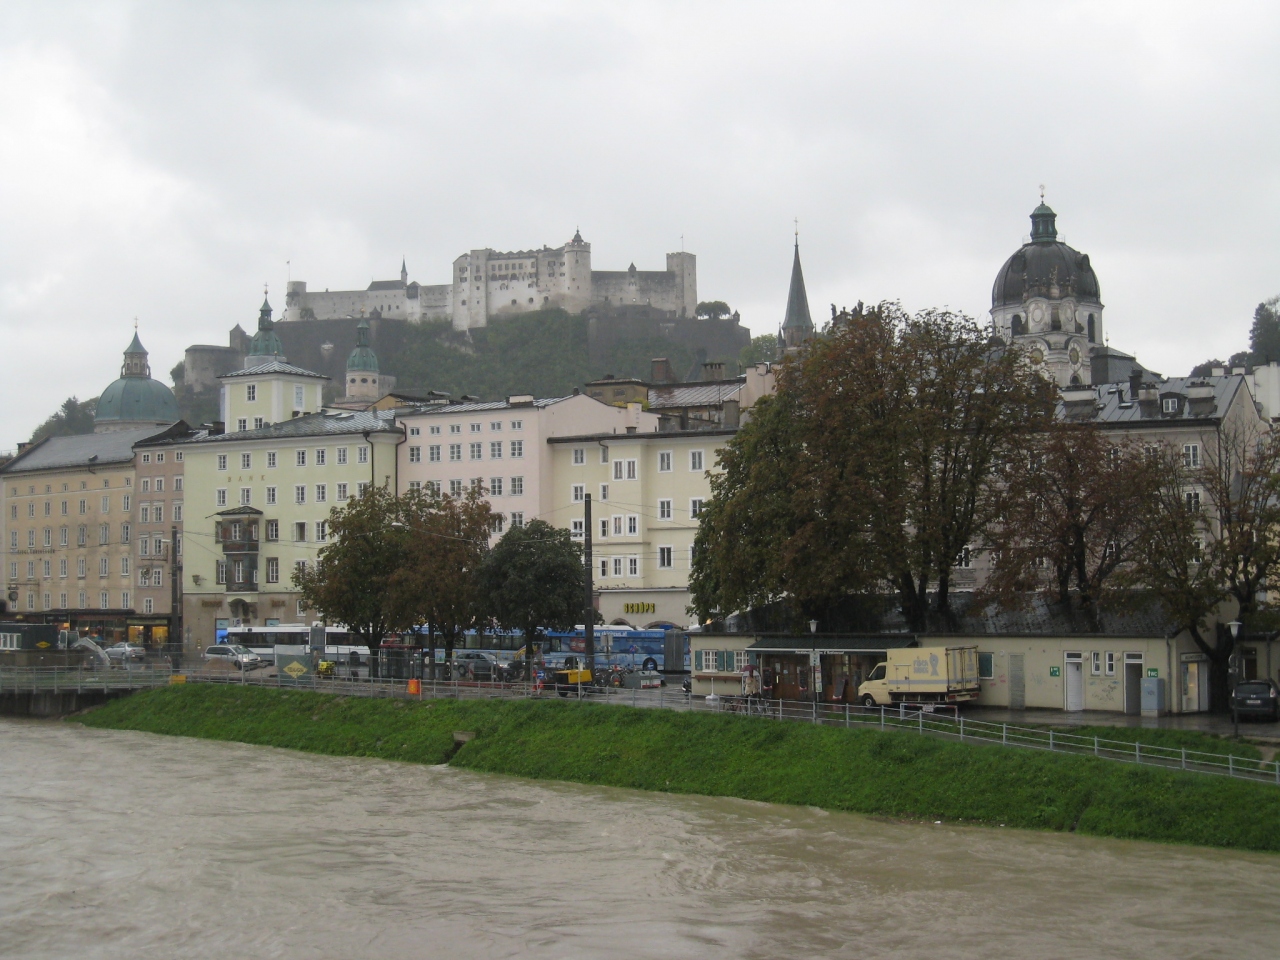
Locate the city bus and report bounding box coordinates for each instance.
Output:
[219,623,369,663]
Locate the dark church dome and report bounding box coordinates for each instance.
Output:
[992,203,1100,308]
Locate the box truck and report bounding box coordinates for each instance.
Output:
[857,645,980,706]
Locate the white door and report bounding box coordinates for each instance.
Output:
[1065,661,1084,712]
[1008,654,1025,709]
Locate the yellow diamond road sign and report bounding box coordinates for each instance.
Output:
[36,641,50,648]
[284,660,307,679]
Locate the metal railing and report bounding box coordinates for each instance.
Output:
[5,665,1276,786]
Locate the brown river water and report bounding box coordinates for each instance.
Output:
[2,719,1278,960]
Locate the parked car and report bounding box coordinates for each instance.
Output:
[203,644,264,670]
[453,651,514,681]
[104,642,146,663]
[1231,679,1280,721]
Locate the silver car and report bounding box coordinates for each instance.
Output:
[105,642,146,663]
[202,644,263,670]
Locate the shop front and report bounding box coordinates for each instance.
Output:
[748,637,919,702]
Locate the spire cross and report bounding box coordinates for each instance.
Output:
[794,217,799,242]
[1039,184,1045,201]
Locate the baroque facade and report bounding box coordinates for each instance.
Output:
[283,230,698,331]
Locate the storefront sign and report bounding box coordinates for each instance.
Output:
[624,602,656,614]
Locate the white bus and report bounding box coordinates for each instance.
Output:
[219,624,369,664]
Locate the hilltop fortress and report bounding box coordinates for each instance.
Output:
[284,230,698,330]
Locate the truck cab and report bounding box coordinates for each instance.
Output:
[858,662,890,706]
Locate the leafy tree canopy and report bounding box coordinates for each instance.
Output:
[738,334,779,370]
[696,300,732,320]
[29,396,98,444]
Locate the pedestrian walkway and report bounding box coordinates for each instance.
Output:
[965,706,1280,742]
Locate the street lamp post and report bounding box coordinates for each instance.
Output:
[1228,619,1243,738]
[809,620,819,704]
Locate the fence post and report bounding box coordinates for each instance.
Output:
[1094,736,1099,757]
[918,709,923,735]
[1049,730,1054,752]
[1274,759,1278,785]
[812,700,817,724]
[1135,742,1141,764]
[959,715,964,741]
[1229,754,1234,777]
[845,703,849,728]
[1002,723,1007,745]
[880,704,885,730]
[1182,747,1186,770]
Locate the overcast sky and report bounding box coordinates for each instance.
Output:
[2,1,1277,449]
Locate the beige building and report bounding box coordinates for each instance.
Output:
[547,427,734,628]
[395,395,658,538]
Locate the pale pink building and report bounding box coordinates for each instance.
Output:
[395,394,658,532]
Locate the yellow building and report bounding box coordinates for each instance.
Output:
[180,358,402,649]
[547,427,734,628]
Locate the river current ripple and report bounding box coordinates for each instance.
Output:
[2,719,1278,959]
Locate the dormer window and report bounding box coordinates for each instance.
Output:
[1162,398,1179,414]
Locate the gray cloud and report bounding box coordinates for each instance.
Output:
[2,0,1277,448]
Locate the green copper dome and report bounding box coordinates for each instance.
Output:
[249,296,285,357]
[95,332,179,427]
[346,319,379,373]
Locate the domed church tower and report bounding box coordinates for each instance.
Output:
[344,319,382,401]
[93,329,180,433]
[991,199,1104,386]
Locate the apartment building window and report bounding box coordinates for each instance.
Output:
[408,481,421,491]
[237,419,248,432]
[296,450,307,467]
[444,479,460,497]
[627,515,638,535]
[217,455,228,471]
[79,499,87,515]
[154,505,163,523]
[409,427,420,437]
[44,501,52,517]
[43,528,51,547]
[471,478,483,492]
[142,479,153,494]
[316,484,327,503]
[61,500,68,516]
[266,520,279,541]
[613,459,624,481]
[216,489,227,507]
[690,498,704,518]
[1192,537,1205,563]
[358,446,369,464]
[77,558,86,578]
[612,557,623,577]
[450,424,461,435]
[429,445,441,462]
[337,447,348,464]
[658,546,673,568]
[120,557,129,577]
[1183,443,1200,468]
[490,477,504,496]
[59,527,68,547]
[572,484,584,503]
[28,530,35,548]
[42,559,51,578]
[120,523,130,544]
[511,512,524,528]
[449,444,462,462]
[600,558,609,578]
[240,488,252,506]
[175,452,183,462]
[266,486,277,505]
[490,421,502,432]
[470,423,481,433]
[141,537,150,557]
[295,485,306,504]
[141,505,151,523]
[26,561,35,580]
[142,597,152,614]
[122,494,130,511]
[315,449,327,466]
[1185,491,1201,512]
[612,516,623,536]
[426,480,441,497]
[141,453,151,464]
[628,556,639,576]
[690,450,704,471]
[510,440,523,458]
[1105,652,1116,676]
[233,560,243,584]
[958,546,972,568]
[99,524,109,545]
[470,442,483,460]
[77,526,87,546]
[600,445,609,464]
[600,484,608,501]
[101,496,109,513]
[254,418,265,430]
[511,476,523,496]
[357,482,370,497]
[267,451,278,468]
[59,559,68,578]
[153,567,162,587]
[294,522,307,542]
[1091,651,1102,676]
[316,521,328,542]
[59,592,67,608]
[409,446,422,463]
[78,590,87,607]
[511,420,522,431]
[174,477,183,492]
[99,592,108,610]
[266,557,279,583]
[246,384,256,401]
[491,514,505,534]
[238,453,250,470]
[601,519,610,539]
[573,448,585,465]
[658,451,672,472]
[337,483,349,501]
[490,441,503,459]
[571,519,584,539]
[155,478,164,493]
[430,426,441,436]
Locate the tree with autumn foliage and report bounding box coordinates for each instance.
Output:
[691,302,1054,631]
[387,485,495,678]
[982,422,1162,630]
[293,484,409,654]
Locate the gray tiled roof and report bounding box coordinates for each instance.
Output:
[1062,374,1246,425]
[220,360,329,380]
[2,426,174,474]
[397,397,566,416]
[187,410,401,445]
[647,381,744,409]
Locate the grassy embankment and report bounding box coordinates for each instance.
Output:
[80,684,1280,853]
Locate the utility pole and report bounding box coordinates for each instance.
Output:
[584,494,594,677]
[170,524,182,669]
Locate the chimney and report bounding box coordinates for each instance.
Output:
[1211,366,1225,377]
[650,358,675,384]
[1128,370,1142,400]
[702,361,725,381]
[722,398,740,428]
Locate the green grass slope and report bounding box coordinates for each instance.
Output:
[79,685,1280,852]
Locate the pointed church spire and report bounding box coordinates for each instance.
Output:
[401,257,408,285]
[781,237,814,350]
